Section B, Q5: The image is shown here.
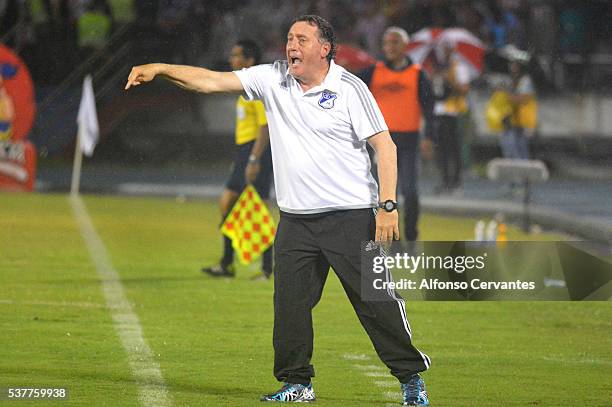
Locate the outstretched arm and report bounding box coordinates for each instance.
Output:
[125,63,244,94]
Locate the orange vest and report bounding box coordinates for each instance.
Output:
[370,62,421,132]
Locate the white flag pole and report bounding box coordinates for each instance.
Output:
[70,128,83,196]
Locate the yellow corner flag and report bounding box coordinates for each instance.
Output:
[220,185,276,265]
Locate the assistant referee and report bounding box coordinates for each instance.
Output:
[200,39,274,279]
[126,15,430,406]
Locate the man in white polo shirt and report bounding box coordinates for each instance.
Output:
[125,15,430,406]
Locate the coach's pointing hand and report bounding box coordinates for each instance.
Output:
[125,64,162,90]
[375,210,400,242]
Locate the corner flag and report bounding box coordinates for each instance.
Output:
[77,74,99,157]
[220,185,276,264]
[70,74,99,195]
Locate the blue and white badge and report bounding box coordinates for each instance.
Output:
[318,91,337,109]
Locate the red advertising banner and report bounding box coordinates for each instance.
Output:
[0,44,37,191]
[0,140,36,191]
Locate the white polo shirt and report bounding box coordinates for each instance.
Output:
[234,60,388,214]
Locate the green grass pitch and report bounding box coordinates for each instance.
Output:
[1,192,610,406]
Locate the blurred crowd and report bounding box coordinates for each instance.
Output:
[2,0,612,89]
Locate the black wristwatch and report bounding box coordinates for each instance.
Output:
[378,200,398,212]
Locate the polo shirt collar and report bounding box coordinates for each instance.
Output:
[319,60,343,93]
[287,60,343,95]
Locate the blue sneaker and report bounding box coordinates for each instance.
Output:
[261,382,316,403]
[401,374,429,406]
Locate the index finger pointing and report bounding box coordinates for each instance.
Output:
[125,68,138,90]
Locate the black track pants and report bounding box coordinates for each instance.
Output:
[272,209,430,385]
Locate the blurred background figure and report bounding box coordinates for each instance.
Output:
[500,56,537,160]
[431,40,470,194]
[359,26,434,244]
[481,0,523,50]
[200,39,273,280]
[354,0,387,58]
[155,0,194,64]
[76,0,114,56]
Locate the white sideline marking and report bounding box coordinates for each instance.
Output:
[365,371,389,378]
[342,353,372,361]
[344,353,399,403]
[69,195,171,407]
[373,380,397,388]
[541,355,612,366]
[352,364,386,371]
[383,391,401,399]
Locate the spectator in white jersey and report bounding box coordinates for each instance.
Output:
[125,15,431,406]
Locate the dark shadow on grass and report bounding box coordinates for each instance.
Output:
[1,365,135,385]
[164,381,374,405]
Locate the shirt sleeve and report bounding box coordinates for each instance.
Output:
[233,64,273,101]
[345,75,388,141]
[253,100,268,126]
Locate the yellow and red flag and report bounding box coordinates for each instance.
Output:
[220,185,276,264]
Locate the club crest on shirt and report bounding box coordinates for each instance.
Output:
[318,91,337,109]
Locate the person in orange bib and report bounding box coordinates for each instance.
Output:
[359,26,434,243]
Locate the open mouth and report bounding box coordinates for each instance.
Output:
[290,57,302,66]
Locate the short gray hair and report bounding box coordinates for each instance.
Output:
[383,26,410,44]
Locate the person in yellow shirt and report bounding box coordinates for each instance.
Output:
[201,40,273,279]
[430,42,470,194]
[500,60,537,159]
